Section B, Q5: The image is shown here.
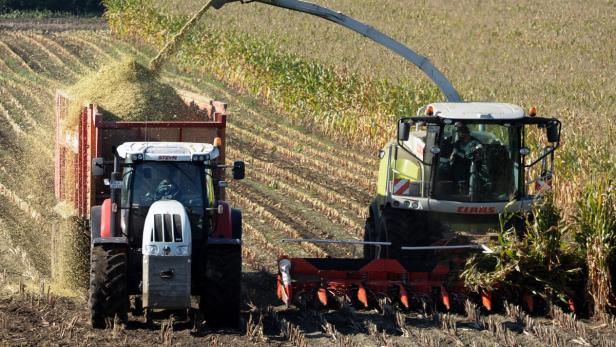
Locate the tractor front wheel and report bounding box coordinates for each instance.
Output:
[89,244,128,329]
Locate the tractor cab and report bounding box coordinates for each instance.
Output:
[115,142,220,245]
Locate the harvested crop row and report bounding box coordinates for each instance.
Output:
[228,125,373,195]
[0,75,52,121]
[232,181,353,258]
[236,179,357,257]
[29,33,92,74]
[242,162,364,237]
[226,189,325,258]
[230,112,375,178]
[0,83,38,130]
[49,33,110,70]
[227,146,367,218]
[0,34,62,80]
[0,38,40,76]
[0,94,53,159]
[56,31,117,64]
[5,32,81,80]
[229,133,372,204]
[0,100,26,136]
[0,182,43,223]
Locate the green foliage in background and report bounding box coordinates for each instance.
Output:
[575,180,616,314]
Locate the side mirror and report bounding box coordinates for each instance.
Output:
[92,157,104,177]
[398,121,411,141]
[546,121,560,143]
[232,160,245,180]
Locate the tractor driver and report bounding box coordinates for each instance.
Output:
[449,122,482,185]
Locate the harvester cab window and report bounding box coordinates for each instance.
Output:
[434,122,519,202]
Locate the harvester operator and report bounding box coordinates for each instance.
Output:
[449,122,482,183]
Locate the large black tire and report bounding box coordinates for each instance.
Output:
[89,244,128,329]
[363,206,378,260]
[231,208,242,239]
[377,208,445,259]
[200,245,241,328]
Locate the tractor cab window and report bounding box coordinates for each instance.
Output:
[128,162,206,208]
[434,122,520,202]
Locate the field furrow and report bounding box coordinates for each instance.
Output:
[0,75,52,115]
[230,115,376,178]
[229,132,372,204]
[49,32,108,69]
[239,178,356,255]
[226,189,325,258]
[244,166,363,237]
[57,31,117,63]
[227,146,367,218]
[232,181,353,257]
[7,32,81,80]
[0,38,39,75]
[30,32,93,74]
[230,124,372,191]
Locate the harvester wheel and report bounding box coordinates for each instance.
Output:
[89,244,128,329]
[378,208,444,259]
[200,245,241,328]
[363,206,378,260]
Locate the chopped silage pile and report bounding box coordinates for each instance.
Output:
[65,58,192,128]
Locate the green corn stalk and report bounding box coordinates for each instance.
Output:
[575,179,616,315]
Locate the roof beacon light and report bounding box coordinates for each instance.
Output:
[426,105,434,116]
[529,106,537,117]
[213,137,222,147]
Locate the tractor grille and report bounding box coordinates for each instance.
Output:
[152,214,183,242]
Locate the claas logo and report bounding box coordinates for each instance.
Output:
[456,206,496,214]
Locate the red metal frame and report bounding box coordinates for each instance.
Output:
[276,256,481,311]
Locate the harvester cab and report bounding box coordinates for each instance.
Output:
[367,102,562,258]
[89,140,245,327]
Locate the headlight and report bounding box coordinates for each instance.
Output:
[176,246,190,256]
[144,245,158,255]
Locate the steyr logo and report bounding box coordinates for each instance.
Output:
[456,206,496,214]
[158,155,177,160]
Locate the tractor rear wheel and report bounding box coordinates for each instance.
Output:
[200,245,241,328]
[89,244,128,329]
[377,208,444,259]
